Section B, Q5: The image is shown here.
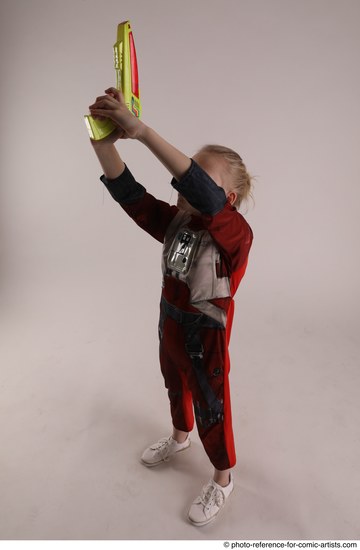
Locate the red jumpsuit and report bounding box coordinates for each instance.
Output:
[101,159,253,470]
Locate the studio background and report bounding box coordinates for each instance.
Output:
[0,0,359,540]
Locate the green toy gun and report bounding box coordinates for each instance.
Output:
[84,20,141,140]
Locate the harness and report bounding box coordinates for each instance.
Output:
[159,296,225,429]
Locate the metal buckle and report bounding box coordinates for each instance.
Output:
[185,343,204,359]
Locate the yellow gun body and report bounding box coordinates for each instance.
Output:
[85,20,141,140]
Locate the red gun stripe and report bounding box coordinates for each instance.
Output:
[129,32,139,98]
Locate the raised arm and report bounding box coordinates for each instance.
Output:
[89,88,191,180]
[88,97,178,244]
[91,139,125,179]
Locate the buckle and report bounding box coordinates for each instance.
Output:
[185,343,204,359]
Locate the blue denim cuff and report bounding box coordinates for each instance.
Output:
[171,159,227,216]
[100,165,146,204]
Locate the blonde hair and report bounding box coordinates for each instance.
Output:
[197,144,255,210]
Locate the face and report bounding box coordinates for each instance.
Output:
[176,153,237,214]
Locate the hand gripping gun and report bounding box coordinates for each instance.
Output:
[84,20,141,140]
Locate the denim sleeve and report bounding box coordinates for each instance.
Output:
[170,159,227,216]
[100,164,146,204]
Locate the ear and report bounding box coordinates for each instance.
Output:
[227,191,237,206]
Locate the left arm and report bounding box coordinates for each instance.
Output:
[171,159,253,271]
[137,124,191,181]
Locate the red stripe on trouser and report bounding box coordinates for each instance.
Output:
[159,315,236,470]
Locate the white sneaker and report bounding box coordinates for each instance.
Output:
[140,434,191,467]
[188,472,234,526]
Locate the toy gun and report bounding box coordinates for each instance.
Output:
[84,20,141,140]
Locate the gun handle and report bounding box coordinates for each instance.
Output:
[84,115,117,141]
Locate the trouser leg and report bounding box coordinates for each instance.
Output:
[185,323,236,471]
[158,300,236,470]
[159,313,194,433]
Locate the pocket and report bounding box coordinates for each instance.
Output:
[206,357,225,402]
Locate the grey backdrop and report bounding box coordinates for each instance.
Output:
[0,0,359,541]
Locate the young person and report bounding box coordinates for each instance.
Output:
[88,88,254,526]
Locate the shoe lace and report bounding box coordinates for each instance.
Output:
[151,436,173,461]
[200,481,224,510]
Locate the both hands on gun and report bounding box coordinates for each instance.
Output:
[88,88,192,182]
[89,87,144,142]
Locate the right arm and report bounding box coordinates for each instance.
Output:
[90,129,177,244]
[91,139,125,180]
